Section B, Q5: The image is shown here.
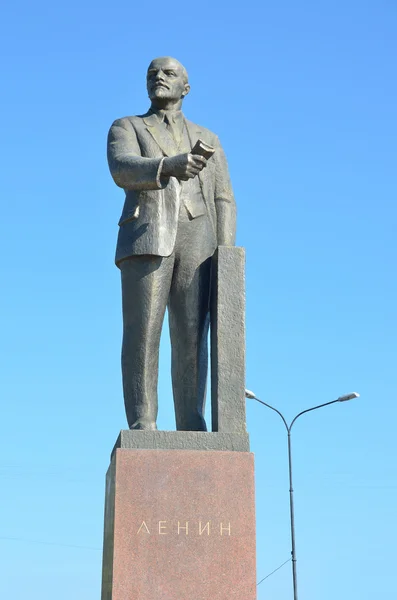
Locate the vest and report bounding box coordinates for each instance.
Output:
[177,124,207,220]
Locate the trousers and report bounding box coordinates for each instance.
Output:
[119,205,217,430]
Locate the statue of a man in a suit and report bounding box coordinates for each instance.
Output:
[107,56,236,431]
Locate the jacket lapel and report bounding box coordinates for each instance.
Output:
[185,118,202,151]
[143,113,179,157]
[143,114,210,206]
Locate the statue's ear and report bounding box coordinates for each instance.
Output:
[182,83,191,98]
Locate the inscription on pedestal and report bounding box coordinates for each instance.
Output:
[135,520,232,536]
[101,449,256,600]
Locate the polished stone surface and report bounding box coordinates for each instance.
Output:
[101,449,256,600]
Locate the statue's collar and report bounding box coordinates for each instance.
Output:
[147,107,184,124]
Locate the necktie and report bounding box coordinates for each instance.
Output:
[165,113,182,147]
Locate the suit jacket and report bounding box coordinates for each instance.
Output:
[107,112,236,265]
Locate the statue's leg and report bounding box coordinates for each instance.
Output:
[120,254,174,429]
[168,212,216,431]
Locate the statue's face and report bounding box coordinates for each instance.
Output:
[147,57,190,104]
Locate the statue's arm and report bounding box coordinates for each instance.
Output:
[213,136,236,246]
[107,118,166,191]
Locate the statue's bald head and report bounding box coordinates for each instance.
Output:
[147,57,191,109]
[147,56,189,83]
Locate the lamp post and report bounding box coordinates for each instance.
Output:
[245,390,360,600]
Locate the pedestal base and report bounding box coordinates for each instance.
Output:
[101,448,256,600]
[111,429,250,457]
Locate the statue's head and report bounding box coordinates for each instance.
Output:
[147,57,190,107]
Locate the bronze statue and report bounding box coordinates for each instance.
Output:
[107,57,236,431]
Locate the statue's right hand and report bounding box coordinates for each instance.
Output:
[162,153,207,180]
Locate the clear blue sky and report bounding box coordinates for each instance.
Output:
[1,1,396,598]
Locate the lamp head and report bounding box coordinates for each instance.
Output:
[338,392,360,402]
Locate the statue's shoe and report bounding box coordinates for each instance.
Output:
[130,421,157,431]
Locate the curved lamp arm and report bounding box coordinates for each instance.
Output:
[245,390,289,431]
[244,387,359,600]
[245,390,360,432]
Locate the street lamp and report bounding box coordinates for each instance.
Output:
[245,389,360,600]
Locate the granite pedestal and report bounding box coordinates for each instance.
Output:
[101,434,256,600]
